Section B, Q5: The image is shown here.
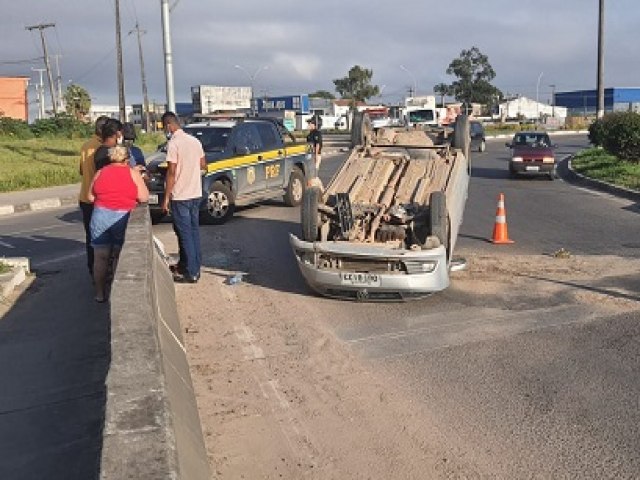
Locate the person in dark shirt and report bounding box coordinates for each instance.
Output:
[122,122,146,169]
[306,116,323,172]
[94,119,123,171]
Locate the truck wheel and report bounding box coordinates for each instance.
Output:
[429,191,449,258]
[453,115,471,160]
[351,111,364,148]
[301,187,321,241]
[150,211,164,225]
[201,181,235,225]
[283,167,305,207]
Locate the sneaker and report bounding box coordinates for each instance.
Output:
[173,273,199,284]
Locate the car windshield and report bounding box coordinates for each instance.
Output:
[513,133,551,147]
[408,109,435,123]
[184,127,231,152]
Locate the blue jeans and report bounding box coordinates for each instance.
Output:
[171,198,201,278]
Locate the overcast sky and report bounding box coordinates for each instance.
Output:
[2,0,638,113]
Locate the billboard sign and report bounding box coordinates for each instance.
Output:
[256,95,309,114]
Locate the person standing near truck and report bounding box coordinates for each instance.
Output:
[78,115,109,277]
[306,116,323,172]
[161,112,206,284]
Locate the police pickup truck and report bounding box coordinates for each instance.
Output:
[145,118,313,224]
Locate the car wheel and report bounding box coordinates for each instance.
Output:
[453,115,471,161]
[548,168,557,181]
[283,167,305,207]
[351,111,364,148]
[150,211,164,225]
[301,186,321,241]
[479,139,486,152]
[429,191,450,259]
[201,181,235,225]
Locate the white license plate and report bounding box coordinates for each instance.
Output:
[148,194,159,205]
[525,165,540,172]
[340,272,381,287]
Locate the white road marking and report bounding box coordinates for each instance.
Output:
[32,250,84,268]
[0,240,15,248]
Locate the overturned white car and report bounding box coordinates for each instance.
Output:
[289,114,471,301]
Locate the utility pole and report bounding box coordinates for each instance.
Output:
[130,23,151,131]
[549,84,556,117]
[161,0,176,113]
[54,54,63,111]
[31,68,46,120]
[25,23,57,115]
[115,0,127,122]
[596,0,605,118]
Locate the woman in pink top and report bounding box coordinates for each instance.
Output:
[88,146,149,302]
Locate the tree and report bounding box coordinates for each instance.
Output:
[434,82,454,107]
[333,65,380,105]
[438,47,502,109]
[64,84,92,120]
[309,90,335,100]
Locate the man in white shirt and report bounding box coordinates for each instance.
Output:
[161,112,206,283]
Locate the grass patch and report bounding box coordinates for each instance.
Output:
[0,261,12,274]
[0,133,165,192]
[572,147,640,190]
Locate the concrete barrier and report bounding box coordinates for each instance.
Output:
[100,205,211,479]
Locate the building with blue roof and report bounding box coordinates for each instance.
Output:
[555,88,640,116]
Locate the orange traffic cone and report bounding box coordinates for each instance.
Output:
[491,193,514,244]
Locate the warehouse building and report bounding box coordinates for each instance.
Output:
[555,87,640,116]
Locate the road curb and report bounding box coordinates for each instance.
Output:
[0,195,78,217]
[0,257,30,299]
[560,155,640,203]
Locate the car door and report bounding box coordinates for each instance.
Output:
[230,123,266,196]
[256,122,286,190]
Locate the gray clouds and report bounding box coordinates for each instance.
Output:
[2,0,637,108]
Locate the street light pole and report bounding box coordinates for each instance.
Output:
[536,71,544,123]
[549,84,556,117]
[234,65,268,115]
[161,0,176,113]
[399,65,417,99]
[596,0,605,118]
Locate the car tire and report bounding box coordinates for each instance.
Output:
[351,111,364,148]
[283,167,305,207]
[453,115,471,160]
[548,168,557,181]
[301,186,321,242]
[479,139,486,152]
[429,191,449,258]
[150,211,165,225]
[201,181,235,225]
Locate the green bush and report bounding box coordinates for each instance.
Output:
[0,117,34,139]
[588,112,640,163]
[30,113,93,139]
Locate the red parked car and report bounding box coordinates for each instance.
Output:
[506,131,558,180]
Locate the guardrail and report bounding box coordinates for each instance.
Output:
[100,205,211,479]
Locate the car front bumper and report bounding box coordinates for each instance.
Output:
[510,161,556,175]
[289,234,450,301]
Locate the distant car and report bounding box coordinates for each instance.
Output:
[470,121,486,152]
[506,131,557,180]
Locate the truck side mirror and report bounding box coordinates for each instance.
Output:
[505,142,512,148]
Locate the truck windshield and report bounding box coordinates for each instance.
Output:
[184,127,231,152]
[408,110,435,123]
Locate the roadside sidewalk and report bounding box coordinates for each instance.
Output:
[0,183,80,217]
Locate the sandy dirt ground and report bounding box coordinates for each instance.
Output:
[155,213,640,480]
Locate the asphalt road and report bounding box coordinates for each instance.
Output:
[152,134,640,478]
